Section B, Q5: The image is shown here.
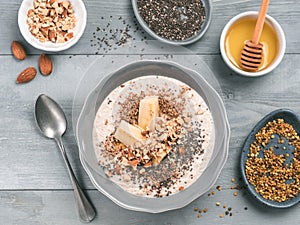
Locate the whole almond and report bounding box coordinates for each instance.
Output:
[16,67,37,83]
[39,54,53,76]
[12,41,27,60]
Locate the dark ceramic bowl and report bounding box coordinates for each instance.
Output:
[131,0,212,45]
[241,109,300,208]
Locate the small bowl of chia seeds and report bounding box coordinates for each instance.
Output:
[132,0,212,45]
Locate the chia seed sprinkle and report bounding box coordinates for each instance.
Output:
[137,0,206,41]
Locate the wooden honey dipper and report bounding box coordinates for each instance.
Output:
[240,0,270,71]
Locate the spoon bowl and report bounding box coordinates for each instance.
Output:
[35,94,67,139]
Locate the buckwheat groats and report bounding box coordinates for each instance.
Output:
[246,119,300,202]
[93,76,215,197]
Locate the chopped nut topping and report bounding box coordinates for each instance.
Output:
[26,0,76,43]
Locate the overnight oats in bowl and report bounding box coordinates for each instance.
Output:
[75,60,229,212]
[93,75,215,197]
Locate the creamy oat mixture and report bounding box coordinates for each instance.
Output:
[93,76,215,197]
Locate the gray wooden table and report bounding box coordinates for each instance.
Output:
[1,0,300,224]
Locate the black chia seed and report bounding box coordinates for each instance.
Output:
[137,0,206,41]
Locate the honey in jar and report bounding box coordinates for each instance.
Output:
[224,16,279,71]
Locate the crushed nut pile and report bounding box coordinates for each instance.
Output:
[27,0,76,43]
[105,116,184,168]
[246,119,300,202]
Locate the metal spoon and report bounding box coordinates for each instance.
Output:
[35,94,96,223]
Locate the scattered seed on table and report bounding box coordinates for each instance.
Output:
[233,192,238,196]
[197,213,201,218]
[216,202,220,206]
[212,191,216,195]
[223,204,227,209]
[231,178,235,183]
[194,207,198,212]
[203,208,208,213]
[219,213,224,218]
[90,16,144,54]
[216,185,222,191]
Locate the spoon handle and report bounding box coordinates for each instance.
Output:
[56,137,96,223]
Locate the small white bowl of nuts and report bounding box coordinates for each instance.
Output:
[18,0,87,52]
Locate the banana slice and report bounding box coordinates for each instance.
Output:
[138,96,160,130]
[114,120,145,146]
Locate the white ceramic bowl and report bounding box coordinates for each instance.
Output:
[74,60,230,213]
[131,0,212,45]
[18,0,87,52]
[220,11,286,77]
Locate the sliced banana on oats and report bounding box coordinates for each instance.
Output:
[114,120,145,146]
[138,96,160,130]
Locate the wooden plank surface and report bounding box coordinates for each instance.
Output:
[0,0,299,55]
[1,190,300,225]
[1,0,300,224]
[1,53,300,224]
[1,54,299,190]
